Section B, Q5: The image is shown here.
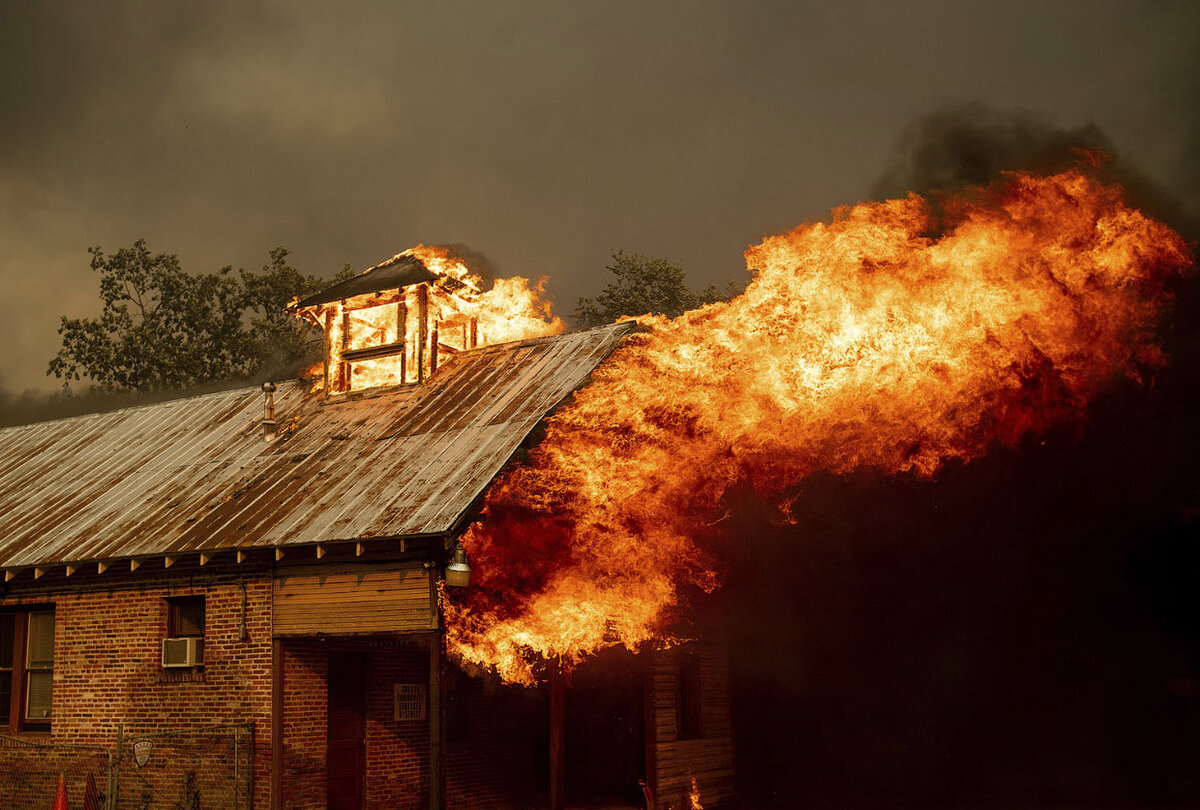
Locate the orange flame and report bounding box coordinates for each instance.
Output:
[445,169,1192,684]
[689,777,704,810]
[300,245,563,394]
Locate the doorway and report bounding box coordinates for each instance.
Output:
[327,652,367,810]
[537,647,646,807]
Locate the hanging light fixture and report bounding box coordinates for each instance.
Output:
[444,543,471,588]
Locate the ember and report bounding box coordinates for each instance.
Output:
[446,168,1192,684]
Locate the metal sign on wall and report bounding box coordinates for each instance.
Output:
[133,739,154,768]
[394,683,427,721]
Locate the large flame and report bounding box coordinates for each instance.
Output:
[304,245,563,394]
[445,169,1192,684]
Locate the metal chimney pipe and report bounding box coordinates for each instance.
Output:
[262,382,277,440]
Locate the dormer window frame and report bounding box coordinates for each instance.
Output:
[297,278,480,400]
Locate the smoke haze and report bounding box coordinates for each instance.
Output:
[2,1,1198,397]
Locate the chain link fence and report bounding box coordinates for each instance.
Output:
[0,723,253,810]
[0,735,111,809]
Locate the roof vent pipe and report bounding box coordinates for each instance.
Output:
[262,382,277,440]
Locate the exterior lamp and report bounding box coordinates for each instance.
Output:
[445,543,471,588]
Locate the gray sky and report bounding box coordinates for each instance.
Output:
[2,0,1197,392]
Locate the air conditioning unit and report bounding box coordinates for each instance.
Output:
[162,637,204,668]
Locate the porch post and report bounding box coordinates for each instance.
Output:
[550,658,565,810]
[272,638,284,810]
[429,630,445,810]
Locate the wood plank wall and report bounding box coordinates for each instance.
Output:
[648,643,736,809]
[273,562,435,635]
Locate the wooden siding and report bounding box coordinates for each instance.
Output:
[648,644,735,810]
[273,563,435,635]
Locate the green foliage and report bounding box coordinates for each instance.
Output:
[48,240,337,393]
[573,251,741,327]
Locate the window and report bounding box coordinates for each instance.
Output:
[675,656,703,740]
[166,596,205,638]
[1,608,55,732]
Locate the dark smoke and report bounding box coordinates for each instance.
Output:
[722,106,1200,809]
[873,103,1200,243]
[440,243,502,287]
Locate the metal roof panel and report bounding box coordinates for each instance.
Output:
[0,322,635,568]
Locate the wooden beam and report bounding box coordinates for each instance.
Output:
[33,567,45,580]
[341,341,407,364]
[550,657,565,810]
[429,629,445,810]
[98,561,109,574]
[271,638,284,810]
[417,283,428,383]
[315,544,326,560]
[400,539,406,554]
[643,648,657,807]
[355,542,365,557]
[4,570,16,582]
[430,321,439,376]
[129,558,141,572]
[65,564,77,577]
[275,547,285,562]
[164,555,176,569]
[339,303,351,390]
[397,298,408,383]
[199,553,211,566]
[323,308,333,395]
[236,549,247,564]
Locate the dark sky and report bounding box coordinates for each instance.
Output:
[2,0,1197,392]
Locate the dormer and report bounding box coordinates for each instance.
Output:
[288,249,483,397]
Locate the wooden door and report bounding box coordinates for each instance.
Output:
[327,653,367,810]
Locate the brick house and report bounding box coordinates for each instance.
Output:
[0,256,734,809]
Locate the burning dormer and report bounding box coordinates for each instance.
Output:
[288,245,564,396]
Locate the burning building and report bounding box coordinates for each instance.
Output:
[0,247,734,810]
[0,165,1194,809]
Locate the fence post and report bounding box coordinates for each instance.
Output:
[110,723,123,810]
[247,721,257,810]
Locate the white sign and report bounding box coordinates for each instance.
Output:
[133,739,154,768]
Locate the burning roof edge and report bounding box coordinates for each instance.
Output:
[293,252,438,308]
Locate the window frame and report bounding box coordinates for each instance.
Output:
[0,606,55,734]
[165,595,206,640]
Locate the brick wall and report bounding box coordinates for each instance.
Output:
[445,672,538,810]
[2,564,540,810]
[0,560,274,809]
[282,639,328,808]
[366,644,430,809]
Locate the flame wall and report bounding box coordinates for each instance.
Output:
[447,169,1193,684]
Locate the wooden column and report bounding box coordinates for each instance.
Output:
[417,284,429,383]
[396,297,408,383]
[430,321,439,376]
[550,658,565,810]
[339,302,351,390]
[642,649,657,810]
[272,638,284,810]
[429,631,446,810]
[322,309,333,394]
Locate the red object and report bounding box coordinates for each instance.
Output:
[82,772,100,810]
[51,772,69,810]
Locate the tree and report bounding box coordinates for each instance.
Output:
[48,240,337,393]
[573,251,740,327]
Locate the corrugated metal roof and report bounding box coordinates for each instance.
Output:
[0,322,636,569]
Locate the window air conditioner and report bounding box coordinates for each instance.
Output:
[162,637,204,668]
